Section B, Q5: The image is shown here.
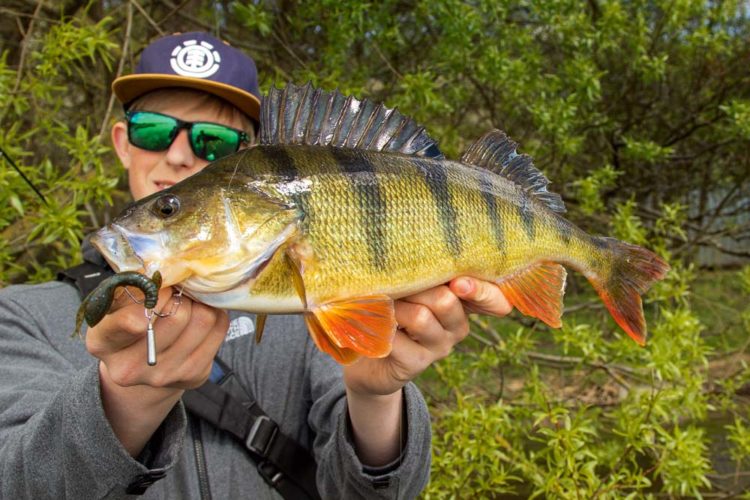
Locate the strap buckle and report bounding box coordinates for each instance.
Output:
[245,415,278,457]
[257,460,284,487]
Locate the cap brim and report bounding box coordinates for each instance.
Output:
[112,74,260,120]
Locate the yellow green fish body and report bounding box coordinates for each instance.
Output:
[237,146,584,303]
[92,83,669,364]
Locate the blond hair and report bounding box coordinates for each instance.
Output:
[128,88,257,143]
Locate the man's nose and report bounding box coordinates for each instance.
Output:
[164,129,196,168]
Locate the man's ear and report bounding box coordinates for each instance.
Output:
[112,121,131,169]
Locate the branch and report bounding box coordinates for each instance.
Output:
[98,2,133,141]
[0,0,45,128]
[131,0,165,36]
[0,6,58,23]
[370,40,402,79]
[564,300,604,313]
[156,0,192,25]
[85,1,134,230]
[691,238,750,258]
[12,0,44,94]
[525,351,642,381]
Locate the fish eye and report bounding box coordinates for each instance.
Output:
[152,194,180,219]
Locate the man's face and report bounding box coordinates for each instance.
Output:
[112,100,248,201]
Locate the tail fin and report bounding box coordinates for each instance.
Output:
[586,237,670,345]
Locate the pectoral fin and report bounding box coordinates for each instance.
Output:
[304,296,397,365]
[285,251,308,308]
[254,314,267,344]
[497,262,567,328]
[305,314,361,365]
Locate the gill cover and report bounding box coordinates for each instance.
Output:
[93,178,302,293]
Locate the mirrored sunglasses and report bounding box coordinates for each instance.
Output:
[125,110,249,162]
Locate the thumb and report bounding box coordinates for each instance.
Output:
[449,277,513,317]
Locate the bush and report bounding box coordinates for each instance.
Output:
[2,1,748,496]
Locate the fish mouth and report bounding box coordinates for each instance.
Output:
[90,225,145,273]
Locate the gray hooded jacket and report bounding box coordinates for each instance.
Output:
[0,248,431,499]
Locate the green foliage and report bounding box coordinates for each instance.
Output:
[428,397,519,496]
[611,198,649,246]
[621,137,674,165]
[739,265,750,294]
[726,415,750,468]
[420,200,748,496]
[574,164,622,216]
[721,100,750,140]
[654,425,712,497]
[0,13,120,284]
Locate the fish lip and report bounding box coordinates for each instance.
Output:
[90,224,145,273]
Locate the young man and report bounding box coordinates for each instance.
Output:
[0,32,511,498]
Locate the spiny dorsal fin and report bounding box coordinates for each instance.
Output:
[461,130,566,213]
[260,82,444,159]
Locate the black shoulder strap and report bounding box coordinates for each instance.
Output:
[183,359,321,500]
[57,261,115,298]
[57,261,320,499]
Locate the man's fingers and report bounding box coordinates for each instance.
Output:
[449,277,513,317]
[146,307,228,389]
[394,300,444,347]
[87,288,189,359]
[388,330,436,378]
[94,301,228,389]
[399,285,469,336]
[158,303,226,368]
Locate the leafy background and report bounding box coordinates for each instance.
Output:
[1,0,749,497]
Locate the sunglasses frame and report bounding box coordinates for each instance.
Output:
[125,110,250,161]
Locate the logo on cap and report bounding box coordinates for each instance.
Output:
[170,40,221,78]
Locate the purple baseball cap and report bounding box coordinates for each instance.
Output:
[112,32,260,120]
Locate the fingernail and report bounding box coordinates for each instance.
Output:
[454,278,472,295]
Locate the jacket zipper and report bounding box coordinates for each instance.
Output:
[191,416,212,500]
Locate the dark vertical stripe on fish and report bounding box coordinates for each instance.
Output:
[478,169,505,254]
[518,195,536,241]
[330,148,388,271]
[262,145,298,178]
[558,216,573,245]
[414,159,462,258]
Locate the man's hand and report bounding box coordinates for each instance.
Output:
[85,286,229,456]
[342,277,512,466]
[344,277,513,397]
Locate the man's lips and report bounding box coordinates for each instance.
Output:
[154,181,174,190]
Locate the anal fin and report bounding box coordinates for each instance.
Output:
[497,262,567,328]
[304,295,396,365]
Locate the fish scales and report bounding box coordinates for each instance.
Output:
[478,168,506,255]
[248,146,581,304]
[89,83,670,364]
[329,147,388,272]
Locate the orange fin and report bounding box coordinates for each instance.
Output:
[304,295,396,365]
[497,262,567,328]
[586,237,670,345]
[305,314,361,365]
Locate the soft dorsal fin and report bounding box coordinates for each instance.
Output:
[461,130,566,213]
[260,82,444,159]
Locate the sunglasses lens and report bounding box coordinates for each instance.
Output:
[128,112,177,151]
[190,123,241,161]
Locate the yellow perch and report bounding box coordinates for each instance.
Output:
[92,83,670,364]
